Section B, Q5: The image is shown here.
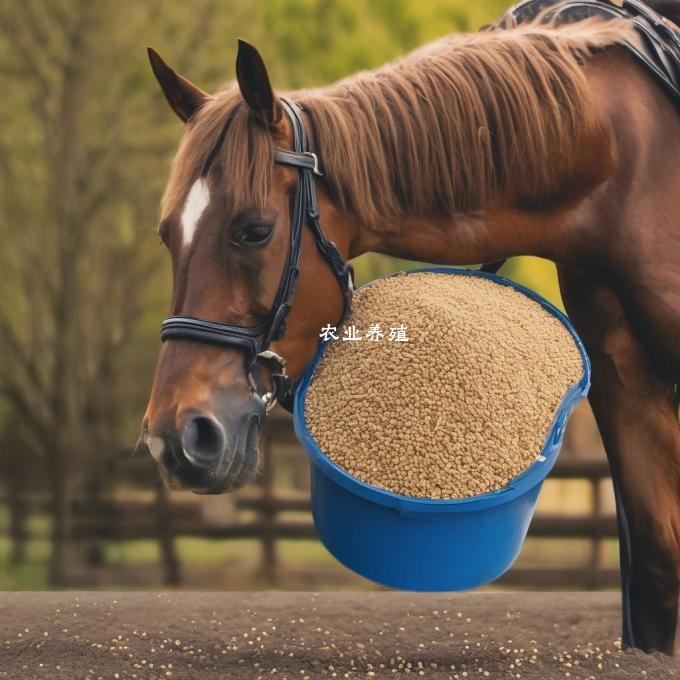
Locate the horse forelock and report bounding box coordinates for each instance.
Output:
[160,88,274,225]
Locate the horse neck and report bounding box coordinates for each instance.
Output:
[336,101,615,267]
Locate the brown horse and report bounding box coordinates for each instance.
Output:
[142,5,680,653]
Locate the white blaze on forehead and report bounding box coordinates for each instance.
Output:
[181,178,211,246]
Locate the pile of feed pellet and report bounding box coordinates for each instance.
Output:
[304,272,583,500]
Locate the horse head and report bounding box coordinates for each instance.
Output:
[141,42,359,494]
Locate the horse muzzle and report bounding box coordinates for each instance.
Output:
[144,400,265,494]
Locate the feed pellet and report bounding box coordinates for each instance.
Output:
[304,272,583,500]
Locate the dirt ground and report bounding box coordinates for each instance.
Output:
[0,591,678,679]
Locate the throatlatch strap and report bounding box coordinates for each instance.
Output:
[278,98,354,325]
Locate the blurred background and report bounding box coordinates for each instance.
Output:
[0,0,615,591]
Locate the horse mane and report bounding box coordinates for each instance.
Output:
[161,16,635,225]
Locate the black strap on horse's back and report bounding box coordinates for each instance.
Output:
[502,0,680,105]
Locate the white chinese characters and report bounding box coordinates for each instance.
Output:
[319,323,409,342]
[342,325,362,341]
[319,324,339,341]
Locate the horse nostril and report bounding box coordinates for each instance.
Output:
[181,413,226,468]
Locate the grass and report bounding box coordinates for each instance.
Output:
[0,537,50,589]
[0,532,342,590]
[0,474,619,590]
[103,538,338,568]
[0,532,619,590]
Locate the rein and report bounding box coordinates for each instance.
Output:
[160,98,354,413]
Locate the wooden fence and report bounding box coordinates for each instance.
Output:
[1,409,619,589]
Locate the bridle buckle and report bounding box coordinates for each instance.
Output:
[303,151,322,176]
[253,350,288,413]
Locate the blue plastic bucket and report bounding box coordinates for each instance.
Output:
[293,267,591,591]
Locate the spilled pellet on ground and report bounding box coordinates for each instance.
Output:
[305,272,583,499]
[1,592,671,679]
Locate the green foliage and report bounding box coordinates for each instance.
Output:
[503,257,564,310]
[258,0,509,87]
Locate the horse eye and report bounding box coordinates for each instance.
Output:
[232,220,275,247]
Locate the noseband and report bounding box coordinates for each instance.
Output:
[160,98,354,413]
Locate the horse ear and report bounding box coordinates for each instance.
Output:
[147,47,210,123]
[236,39,283,126]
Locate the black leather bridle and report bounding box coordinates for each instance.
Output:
[160,98,354,413]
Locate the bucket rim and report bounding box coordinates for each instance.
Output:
[292,266,591,514]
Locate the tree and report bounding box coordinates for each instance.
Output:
[0,0,177,583]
